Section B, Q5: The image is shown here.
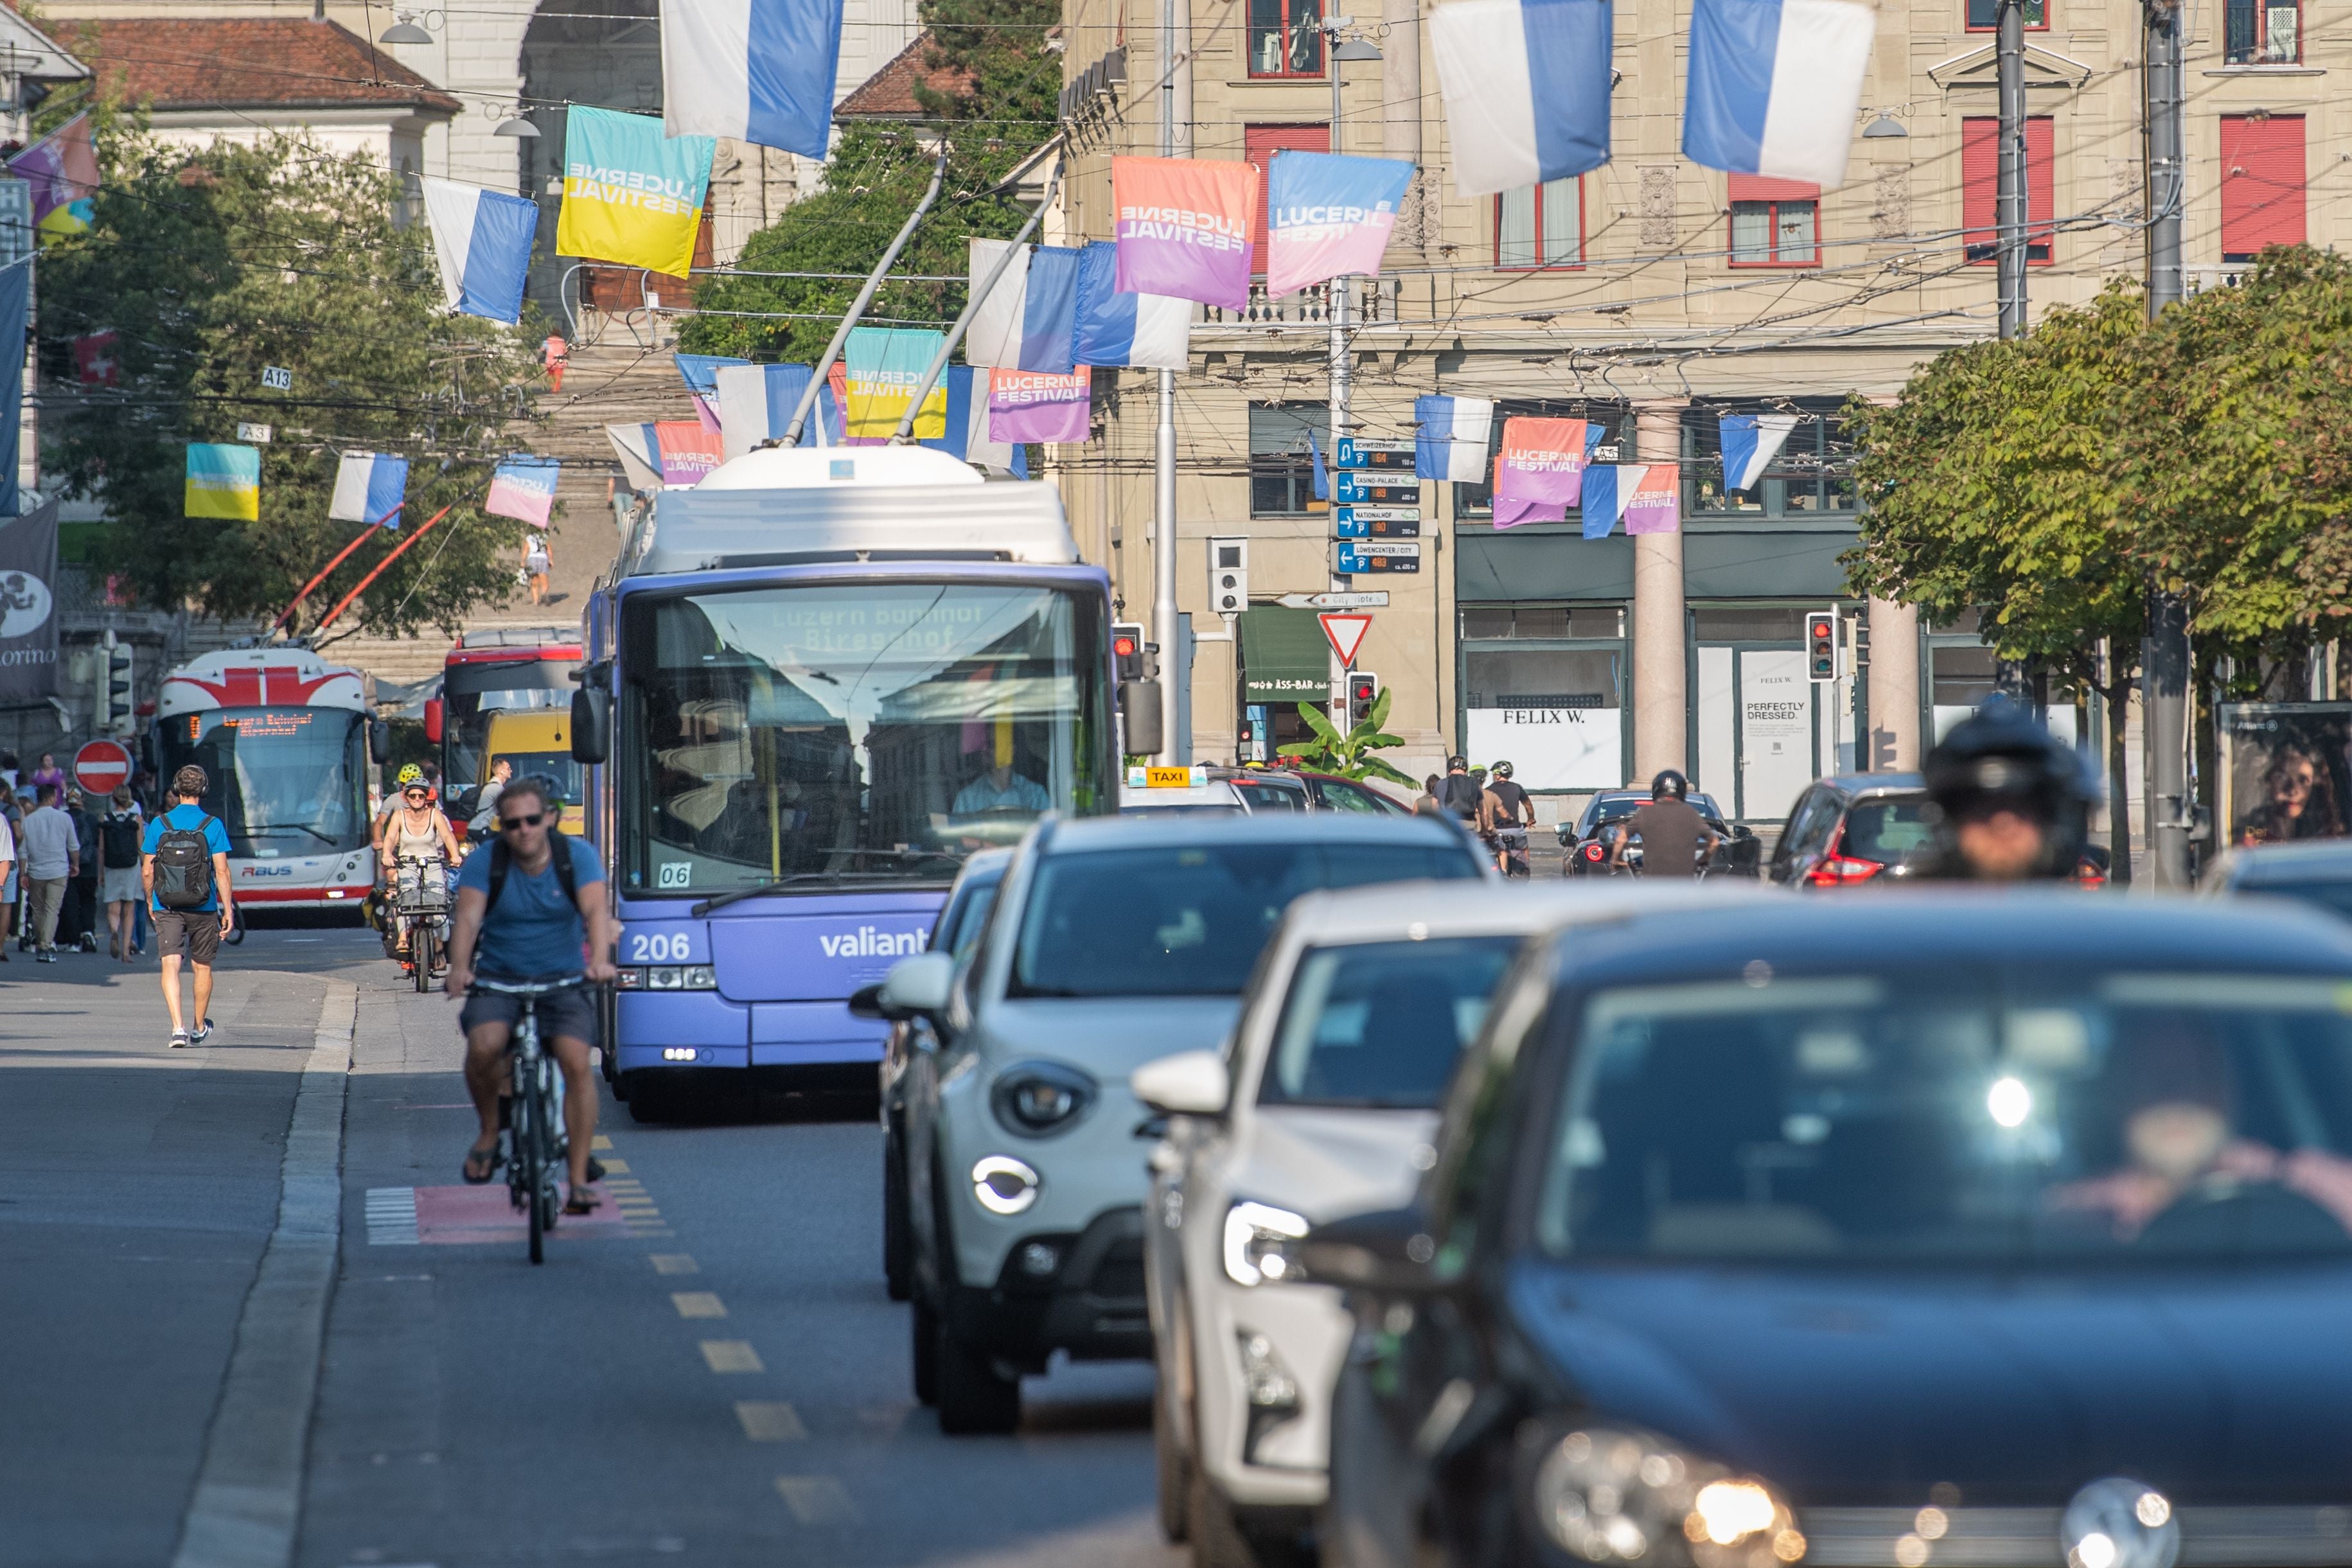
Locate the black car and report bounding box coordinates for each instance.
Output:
[1560,789,1760,877]
[1307,894,2352,1568]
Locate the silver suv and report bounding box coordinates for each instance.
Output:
[873,813,1490,1433]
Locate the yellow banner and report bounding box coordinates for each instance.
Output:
[553,105,713,277]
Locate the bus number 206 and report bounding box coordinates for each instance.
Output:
[628,931,694,963]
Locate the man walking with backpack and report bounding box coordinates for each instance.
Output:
[142,765,234,1047]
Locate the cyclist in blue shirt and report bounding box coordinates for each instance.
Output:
[444,775,618,1206]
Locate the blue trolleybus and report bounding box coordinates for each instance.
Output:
[575,445,1119,1114]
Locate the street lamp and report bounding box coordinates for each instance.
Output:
[1863,114,1909,137]
[379,13,434,44]
[494,111,540,137]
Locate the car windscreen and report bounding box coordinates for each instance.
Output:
[1842,799,1932,861]
[2242,880,2352,923]
[1537,969,2352,1263]
[1262,935,1522,1108]
[1009,841,1482,998]
[932,877,1003,956]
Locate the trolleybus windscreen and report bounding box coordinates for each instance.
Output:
[619,583,1108,893]
[160,706,371,858]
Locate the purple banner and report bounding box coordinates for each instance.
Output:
[1112,155,1258,311]
[1624,462,1681,534]
[987,367,1091,445]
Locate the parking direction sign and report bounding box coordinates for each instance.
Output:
[1335,471,1422,505]
[73,739,132,797]
[1334,541,1422,574]
[1334,437,1414,470]
[1334,506,1420,540]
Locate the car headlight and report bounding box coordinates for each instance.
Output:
[989,1061,1098,1136]
[970,1155,1040,1215]
[1528,1425,1803,1567]
[1223,1200,1311,1287]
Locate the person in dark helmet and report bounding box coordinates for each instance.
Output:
[1911,696,2099,881]
[1613,769,1721,877]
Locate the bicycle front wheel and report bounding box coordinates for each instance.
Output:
[412,926,435,992]
[520,1063,546,1265]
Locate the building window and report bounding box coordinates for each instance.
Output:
[2221,115,2306,260]
[1681,400,1857,518]
[1966,0,2046,28]
[1727,175,1817,266]
[1961,116,2055,265]
[2225,0,2298,62]
[1451,398,1630,522]
[1250,403,1329,517]
[1248,0,1323,76]
[1496,178,1583,269]
[1245,123,1332,273]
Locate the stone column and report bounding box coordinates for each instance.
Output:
[1867,596,1922,770]
[1631,398,1688,780]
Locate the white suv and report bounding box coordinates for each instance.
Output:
[1131,882,1767,1566]
[875,813,1490,1434]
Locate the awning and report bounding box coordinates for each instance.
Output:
[1239,606,1331,707]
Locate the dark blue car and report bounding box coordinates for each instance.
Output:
[1308,894,2352,1568]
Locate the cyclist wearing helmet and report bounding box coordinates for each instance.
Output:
[1480,761,1534,876]
[1913,696,2096,881]
[1612,769,1721,877]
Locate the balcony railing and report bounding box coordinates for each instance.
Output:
[1198,277,1406,327]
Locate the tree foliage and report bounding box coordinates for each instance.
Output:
[1278,689,1417,786]
[40,132,549,638]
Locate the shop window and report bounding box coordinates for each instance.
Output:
[1460,607,1625,639]
[1961,116,2055,265]
[1462,647,1625,790]
[1680,401,1857,519]
[1692,608,1810,642]
[1966,0,2046,28]
[1728,176,1818,267]
[1496,178,1584,270]
[1932,644,1999,707]
[2220,115,2305,261]
[1248,0,1325,76]
[1453,398,1631,522]
[1250,402,1329,517]
[2225,0,2298,62]
[1246,123,1332,272]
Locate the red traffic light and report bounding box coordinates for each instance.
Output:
[1112,633,1138,658]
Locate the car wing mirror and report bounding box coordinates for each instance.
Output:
[847,982,888,1021]
[876,951,955,1021]
[1298,1205,1444,1293]
[1130,1048,1230,1118]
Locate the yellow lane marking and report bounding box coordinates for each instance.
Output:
[700,1340,765,1373]
[671,1292,727,1319]
[597,1159,632,1174]
[736,1401,808,1442]
[775,1476,857,1524]
[591,1134,614,1150]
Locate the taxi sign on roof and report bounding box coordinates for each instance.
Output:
[1126,764,1208,789]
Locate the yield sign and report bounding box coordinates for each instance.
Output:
[73,739,132,797]
[1319,613,1373,668]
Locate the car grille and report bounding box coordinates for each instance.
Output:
[1801,1507,2352,1568]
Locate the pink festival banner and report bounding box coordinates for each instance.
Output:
[1624,462,1682,534]
[989,366,1091,444]
[652,420,725,487]
[1112,156,1259,313]
[1491,416,1589,529]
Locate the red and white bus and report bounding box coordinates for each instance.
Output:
[427,626,581,815]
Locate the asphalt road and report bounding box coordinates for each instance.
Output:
[1,913,1182,1568]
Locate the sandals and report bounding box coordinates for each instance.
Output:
[564,1187,602,1215]
[462,1142,504,1184]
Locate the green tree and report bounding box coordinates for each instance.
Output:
[1843,281,2148,872]
[1278,688,1417,787]
[40,131,550,639]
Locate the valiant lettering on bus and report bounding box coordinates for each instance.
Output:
[818,926,926,960]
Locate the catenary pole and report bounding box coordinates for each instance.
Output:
[1995,0,2027,340]
[1327,30,1353,734]
[780,145,950,448]
[889,155,1065,443]
[2144,0,2191,886]
[1151,0,1182,764]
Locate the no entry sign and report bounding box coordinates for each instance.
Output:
[73,739,131,797]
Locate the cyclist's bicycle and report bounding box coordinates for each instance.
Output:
[391,852,454,992]
[470,974,585,1265]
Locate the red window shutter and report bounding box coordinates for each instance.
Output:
[2027,116,2054,260]
[2221,114,2306,258]
[1962,117,2053,263]
[1728,175,1819,204]
[1245,123,1331,274]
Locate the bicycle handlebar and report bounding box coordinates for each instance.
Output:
[468,974,590,997]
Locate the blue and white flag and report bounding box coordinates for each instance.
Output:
[1310,430,1330,502]
[1429,0,1612,198]
[714,362,842,459]
[965,240,1081,373]
[1683,0,1875,188]
[1413,395,1494,482]
[328,451,409,528]
[1579,464,1625,540]
[930,366,1029,476]
[419,177,536,324]
[676,354,749,398]
[1719,412,1801,491]
[660,0,844,159]
[1071,241,1190,373]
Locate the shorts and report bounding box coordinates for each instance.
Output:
[459,980,599,1048]
[1494,827,1530,852]
[103,866,143,905]
[154,908,222,965]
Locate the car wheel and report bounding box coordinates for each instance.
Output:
[911,1294,940,1405]
[1153,1373,1192,1543]
[883,1121,912,1301]
[933,1302,1021,1435]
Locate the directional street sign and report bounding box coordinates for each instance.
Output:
[1275,591,1390,609]
[1335,471,1423,505]
[1334,437,1415,470]
[1334,506,1421,540]
[1319,613,1374,668]
[73,739,132,797]
[1335,542,1422,575]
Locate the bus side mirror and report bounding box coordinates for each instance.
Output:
[571,687,610,765]
[368,719,390,764]
[423,696,443,744]
[1120,680,1163,757]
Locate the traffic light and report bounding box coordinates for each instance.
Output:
[100,633,133,732]
[1208,536,1248,617]
[1111,622,1147,683]
[1805,611,1839,683]
[1347,671,1379,726]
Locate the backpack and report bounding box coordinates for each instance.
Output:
[102,812,143,869]
[1441,773,1483,822]
[152,813,217,909]
[486,826,579,912]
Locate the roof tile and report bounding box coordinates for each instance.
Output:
[76,18,461,116]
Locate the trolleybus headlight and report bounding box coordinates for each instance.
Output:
[971,1156,1041,1215]
[638,965,716,991]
